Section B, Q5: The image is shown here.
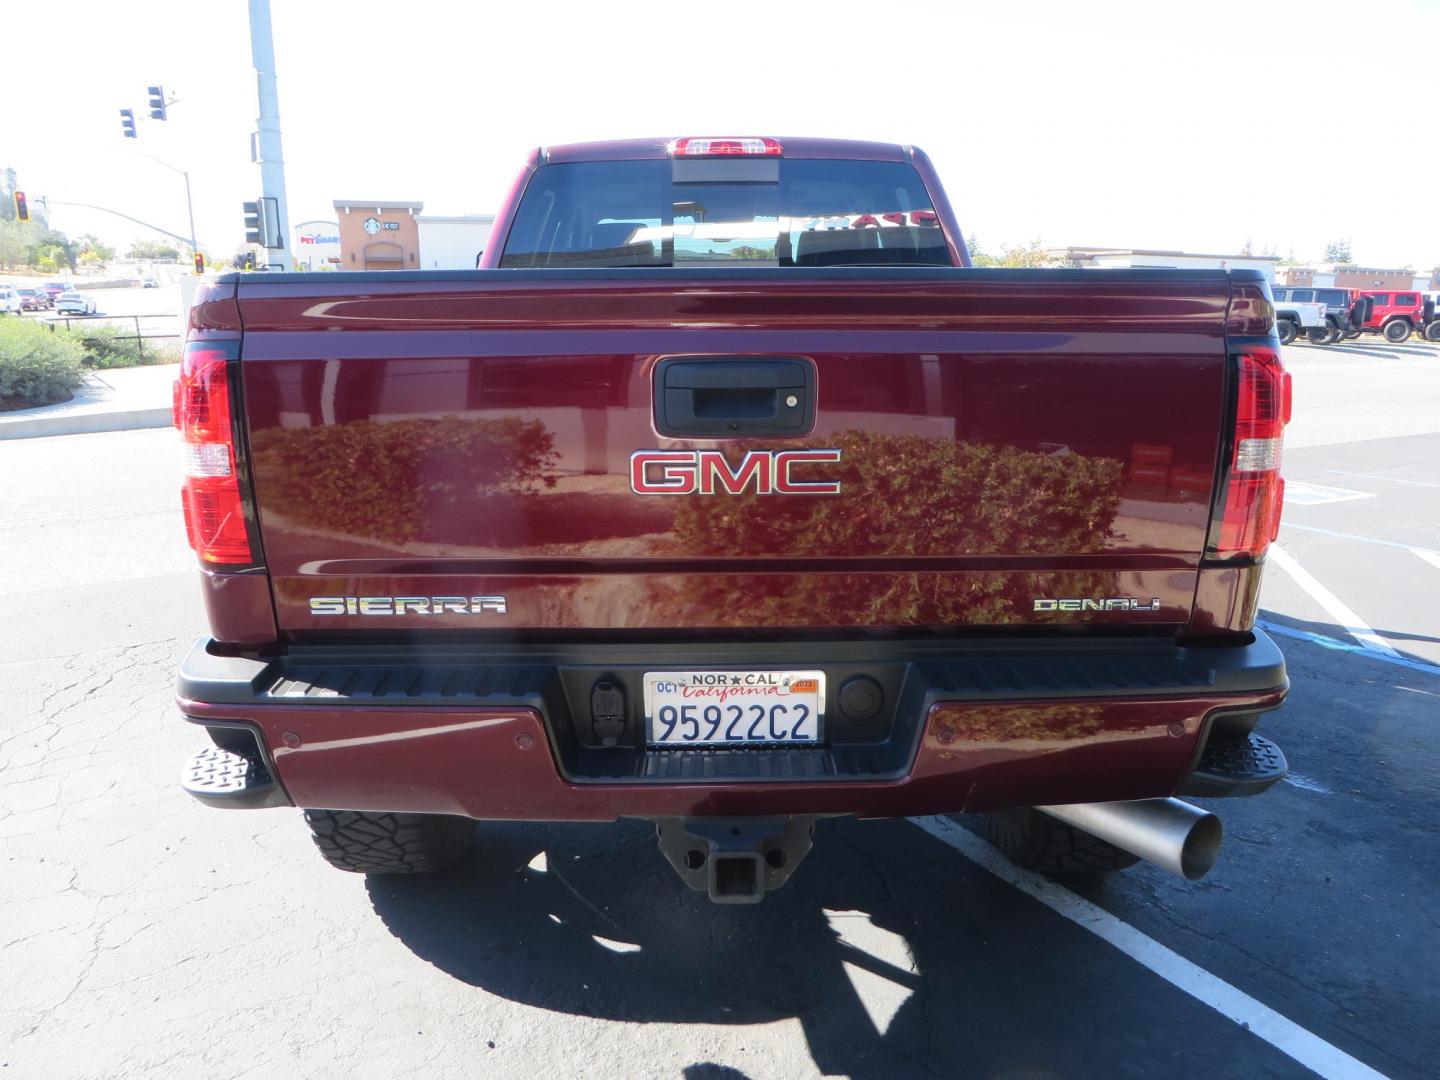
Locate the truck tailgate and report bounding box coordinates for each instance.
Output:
[233,269,1233,636]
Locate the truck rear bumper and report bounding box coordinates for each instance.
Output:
[177,633,1288,821]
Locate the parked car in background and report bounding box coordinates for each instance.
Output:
[140,275,159,288]
[40,282,69,303]
[0,287,23,315]
[1271,285,1363,345]
[1357,290,1425,343]
[15,287,50,311]
[1271,297,1327,345]
[54,290,97,315]
[1418,292,1440,341]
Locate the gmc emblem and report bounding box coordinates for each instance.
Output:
[630,449,842,495]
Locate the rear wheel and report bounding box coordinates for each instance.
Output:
[1383,319,1412,343]
[302,809,473,874]
[1276,319,1299,345]
[987,807,1140,876]
[1305,325,1339,346]
[1424,322,1440,342]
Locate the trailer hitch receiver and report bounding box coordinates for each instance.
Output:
[654,816,817,904]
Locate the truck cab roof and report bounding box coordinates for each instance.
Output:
[540,136,912,163]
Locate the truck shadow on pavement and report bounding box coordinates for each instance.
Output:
[366,816,1281,1080]
[1296,341,1438,359]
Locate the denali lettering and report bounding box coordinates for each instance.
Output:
[630,449,842,495]
[1034,598,1163,612]
[309,596,508,616]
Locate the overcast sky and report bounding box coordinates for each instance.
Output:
[6,0,1438,267]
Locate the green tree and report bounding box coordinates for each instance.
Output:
[1323,239,1352,264]
[0,167,17,222]
[973,238,1063,268]
[76,233,115,263]
[128,239,181,261]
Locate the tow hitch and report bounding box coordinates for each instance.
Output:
[654,816,817,904]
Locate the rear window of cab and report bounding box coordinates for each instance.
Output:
[499,159,950,268]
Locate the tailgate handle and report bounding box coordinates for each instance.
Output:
[654,357,815,437]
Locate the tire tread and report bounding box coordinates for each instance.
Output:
[302,809,472,874]
[987,807,1140,876]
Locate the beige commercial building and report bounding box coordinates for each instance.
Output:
[1049,246,1282,280]
[334,201,423,270]
[1278,265,1435,290]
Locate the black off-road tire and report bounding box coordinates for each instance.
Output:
[1425,321,1440,342]
[987,807,1140,876]
[1305,325,1338,346]
[302,809,473,874]
[1383,319,1412,343]
[1276,319,1299,346]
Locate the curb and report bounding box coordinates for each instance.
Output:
[0,406,172,441]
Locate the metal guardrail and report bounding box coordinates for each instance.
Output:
[40,313,180,362]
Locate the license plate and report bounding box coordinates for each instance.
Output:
[643,670,825,747]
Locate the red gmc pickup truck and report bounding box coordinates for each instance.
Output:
[178,137,1291,902]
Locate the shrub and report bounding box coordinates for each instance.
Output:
[0,318,86,408]
[71,325,178,368]
[248,416,559,544]
[647,431,1126,626]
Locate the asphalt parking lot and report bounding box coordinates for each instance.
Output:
[1,337,1437,1079]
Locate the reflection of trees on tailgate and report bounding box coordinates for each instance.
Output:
[942,702,1109,744]
[655,432,1125,626]
[670,432,1123,557]
[250,417,557,544]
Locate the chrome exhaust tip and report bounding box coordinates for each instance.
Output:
[1037,797,1223,880]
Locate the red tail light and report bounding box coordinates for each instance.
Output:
[174,340,254,566]
[1207,347,1291,560]
[668,137,782,157]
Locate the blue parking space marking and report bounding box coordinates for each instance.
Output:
[1259,619,1440,680]
[1284,482,1376,506]
[1280,522,1440,559]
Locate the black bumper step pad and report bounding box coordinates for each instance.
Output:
[1181,733,1288,798]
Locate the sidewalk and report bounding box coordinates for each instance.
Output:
[0,364,178,440]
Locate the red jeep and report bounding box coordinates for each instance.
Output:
[1358,289,1425,343]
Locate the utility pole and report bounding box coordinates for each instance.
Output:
[248,0,291,272]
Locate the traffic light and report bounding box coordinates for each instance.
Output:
[147,85,167,121]
[120,108,137,139]
[193,252,205,275]
[12,191,28,222]
[243,201,262,245]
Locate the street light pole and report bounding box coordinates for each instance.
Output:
[118,148,197,256]
[248,0,292,272]
[182,169,197,259]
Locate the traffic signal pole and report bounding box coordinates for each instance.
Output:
[248,0,291,272]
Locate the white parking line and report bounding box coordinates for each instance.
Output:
[1325,470,1440,490]
[911,817,1390,1080]
[1409,548,1440,574]
[1266,545,1402,658]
